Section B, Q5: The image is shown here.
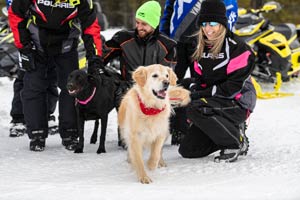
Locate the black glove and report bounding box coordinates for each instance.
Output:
[190,86,213,100]
[178,78,196,89]
[179,78,209,100]
[118,81,131,94]
[19,48,35,72]
[114,81,131,108]
[87,56,104,75]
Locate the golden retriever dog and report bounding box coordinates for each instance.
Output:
[118,64,190,184]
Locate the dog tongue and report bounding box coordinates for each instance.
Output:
[68,90,76,94]
[157,90,166,97]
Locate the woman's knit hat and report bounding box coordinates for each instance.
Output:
[198,0,228,27]
[135,1,161,29]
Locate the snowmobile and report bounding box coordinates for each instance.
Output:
[0,7,18,78]
[234,1,300,98]
[0,34,18,78]
[0,7,9,37]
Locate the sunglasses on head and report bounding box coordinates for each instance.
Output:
[201,22,219,27]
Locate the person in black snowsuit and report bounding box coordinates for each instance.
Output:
[8,0,104,151]
[4,0,58,138]
[175,0,257,162]
[159,0,239,145]
[9,69,58,137]
[7,0,109,138]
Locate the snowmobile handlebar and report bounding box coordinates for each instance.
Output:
[238,1,282,17]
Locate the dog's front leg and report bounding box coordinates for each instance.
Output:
[147,135,167,170]
[129,137,152,184]
[158,150,167,168]
[74,113,85,153]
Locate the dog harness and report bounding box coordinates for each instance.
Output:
[137,95,166,115]
[76,87,96,105]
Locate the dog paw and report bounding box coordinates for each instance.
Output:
[158,159,167,168]
[168,86,191,107]
[96,148,106,154]
[139,176,152,184]
[147,160,158,171]
[74,148,83,153]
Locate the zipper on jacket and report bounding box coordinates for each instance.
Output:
[142,45,146,65]
[47,3,54,50]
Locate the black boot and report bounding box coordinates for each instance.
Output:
[239,121,249,156]
[62,137,79,150]
[29,137,46,152]
[9,122,26,137]
[214,122,249,163]
[48,115,58,135]
[171,129,185,145]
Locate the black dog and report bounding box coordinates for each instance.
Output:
[67,69,117,154]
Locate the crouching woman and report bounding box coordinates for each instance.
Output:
[177,0,257,162]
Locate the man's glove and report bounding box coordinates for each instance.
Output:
[87,56,104,75]
[114,80,131,108]
[118,81,131,94]
[19,48,35,72]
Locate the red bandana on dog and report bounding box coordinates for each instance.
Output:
[137,95,166,115]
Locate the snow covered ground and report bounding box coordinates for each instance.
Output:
[0,29,300,200]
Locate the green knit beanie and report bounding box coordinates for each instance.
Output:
[135,1,161,29]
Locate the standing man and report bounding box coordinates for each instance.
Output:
[8,0,103,151]
[6,0,58,137]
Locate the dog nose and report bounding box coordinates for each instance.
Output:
[163,80,169,89]
[67,83,73,90]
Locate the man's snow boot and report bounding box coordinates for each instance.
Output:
[62,137,79,150]
[48,115,58,135]
[29,137,46,152]
[9,122,26,137]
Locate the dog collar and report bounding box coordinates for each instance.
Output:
[76,87,96,105]
[137,95,166,115]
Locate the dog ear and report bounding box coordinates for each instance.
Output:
[133,66,147,87]
[168,68,178,86]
